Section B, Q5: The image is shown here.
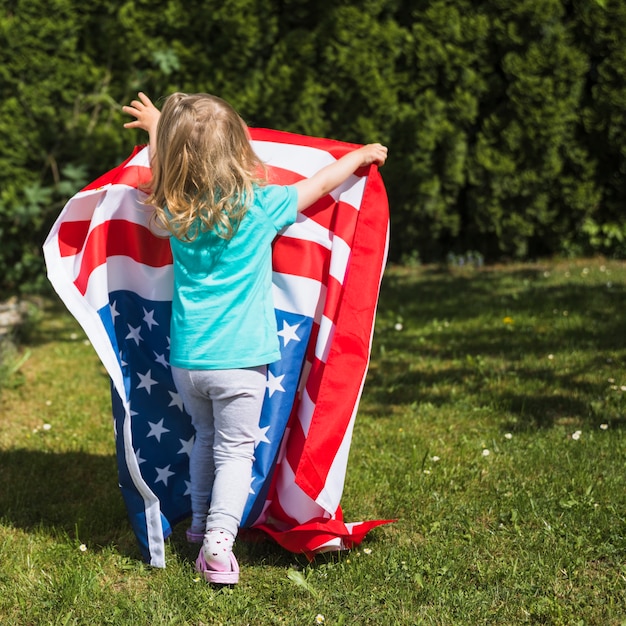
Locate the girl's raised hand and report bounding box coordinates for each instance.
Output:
[122,92,160,135]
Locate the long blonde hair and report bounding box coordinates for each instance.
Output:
[146,93,266,241]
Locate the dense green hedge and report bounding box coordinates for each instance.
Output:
[0,0,624,295]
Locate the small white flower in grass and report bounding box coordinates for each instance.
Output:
[431,456,440,462]
[45,400,52,406]
[572,430,582,440]
[504,433,513,440]
[600,423,609,430]
[42,423,51,431]
[547,354,554,360]
[315,615,325,625]
[621,386,626,392]
[363,548,372,555]
[482,449,490,457]
[79,544,87,552]
[423,469,431,475]
[394,322,403,331]
[608,378,615,383]
[70,333,78,340]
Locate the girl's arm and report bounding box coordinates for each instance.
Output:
[122,92,161,159]
[293,143,388,212]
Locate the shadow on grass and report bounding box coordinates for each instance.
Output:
[0,447,306,568]
[367,266,626,430]
[0,448,144,559]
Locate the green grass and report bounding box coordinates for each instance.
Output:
[1,258,625,625]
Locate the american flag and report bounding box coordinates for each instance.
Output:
[43,128,392,567]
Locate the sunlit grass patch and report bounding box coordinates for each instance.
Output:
[1,259,625,624]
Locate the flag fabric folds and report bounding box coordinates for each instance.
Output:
[43,128,392,568]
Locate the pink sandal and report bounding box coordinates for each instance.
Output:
[196,549,240,585]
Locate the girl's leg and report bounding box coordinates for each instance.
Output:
[171,366,215,534]
[203,366,266,565]
[206,365,267,533]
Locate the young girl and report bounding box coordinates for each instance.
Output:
[123,92,387,584]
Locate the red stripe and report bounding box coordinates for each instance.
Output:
[58,220,91,257]
[294,165,389,501]
[272,237,329,283]
[82,146,151,191]
[74,220,172,295]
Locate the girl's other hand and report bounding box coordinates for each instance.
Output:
[356,143,388,168]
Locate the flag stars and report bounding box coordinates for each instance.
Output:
[155,464,175,486]
[135,448,146,465]
[137,369,158,394]
[154,351,169,368]
[254,424,271,447]
[168,390,184,411]
[178,435,195,457]
[110,300,120,321]
[277,320,301,347]
[143,307,159,330]
[266,371,285,397]
[125,324,143,346]
[147,418,170,442]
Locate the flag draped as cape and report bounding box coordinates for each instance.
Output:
[43,128,391,567]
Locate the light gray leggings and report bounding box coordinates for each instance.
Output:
[171,365,267,538]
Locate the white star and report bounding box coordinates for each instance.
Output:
[277,320,301,347]
[266,371,285,398]
[110,300,120,321]
[125,324,142,346]
[254,424,271,447]
[119,351,127,367]
[184,480,192,496]
[178,435,194,457]
[143,308,159,330]
[155,464,175,486]
[135,448,146,465]
[168,390,184,411]
[147,418,170,442]
[137,369,158,394]
[154,351,169,368]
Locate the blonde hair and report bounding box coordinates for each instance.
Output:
[146,93,266,241]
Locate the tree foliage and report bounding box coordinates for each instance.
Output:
[0,0,625,295]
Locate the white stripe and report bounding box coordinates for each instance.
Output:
[297,388,315,437]
[82,258,173,309]
[252,140,367,208]
[271,272,325,319]
[314,315,335,363]
[271,453,329,524]
[126,146,151,167]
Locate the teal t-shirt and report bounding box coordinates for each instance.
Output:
[168,184,298,370]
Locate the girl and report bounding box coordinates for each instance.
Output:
[123,92,387,584]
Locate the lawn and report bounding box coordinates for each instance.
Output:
[1,258,625,625]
